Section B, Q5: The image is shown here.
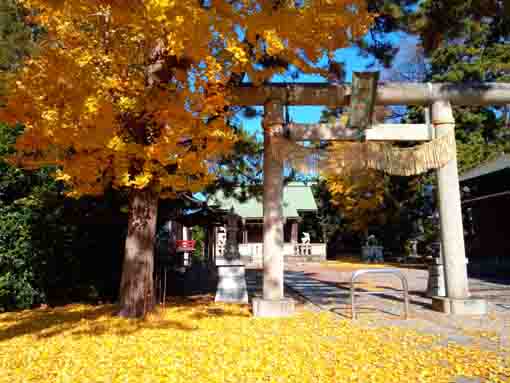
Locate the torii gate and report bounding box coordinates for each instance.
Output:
[231,82,510,317]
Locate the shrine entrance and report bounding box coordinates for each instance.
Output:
[230,79,510,317]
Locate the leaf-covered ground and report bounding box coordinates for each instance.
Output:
[0,297,508,383]
[321,258,428,271]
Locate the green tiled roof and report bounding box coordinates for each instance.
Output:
[460,154,510,182]
[208,183,317,219]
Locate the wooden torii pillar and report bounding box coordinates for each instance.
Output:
[234,82,510,317]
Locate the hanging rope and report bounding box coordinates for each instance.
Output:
[271,130,456,176]
[270,72,456,176]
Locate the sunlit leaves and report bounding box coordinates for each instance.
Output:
[325,156,387,233]
[1,1,374,198]
[0,301,508,382]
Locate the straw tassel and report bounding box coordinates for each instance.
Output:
[270,132,456,177]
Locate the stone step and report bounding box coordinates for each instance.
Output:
[241,255,325,267]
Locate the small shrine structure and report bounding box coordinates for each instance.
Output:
[209,182,326,266]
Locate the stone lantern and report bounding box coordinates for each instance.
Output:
[223,211,240,261]
[215,208,248,303]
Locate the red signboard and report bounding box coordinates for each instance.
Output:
[175,240,196,252]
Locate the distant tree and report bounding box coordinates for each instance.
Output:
[0,0,34,71]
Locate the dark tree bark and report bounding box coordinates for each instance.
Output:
[118,188,158,318]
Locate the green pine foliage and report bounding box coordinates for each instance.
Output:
[410,0,510,172]
[0,0,34,71]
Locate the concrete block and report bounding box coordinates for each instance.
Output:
[215,264,248,304]
[252,298,295,318]
[216,258,245,267]
[432,296,488,315]
[217,266,246,278]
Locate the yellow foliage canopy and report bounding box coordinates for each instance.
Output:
[1,0,374,198]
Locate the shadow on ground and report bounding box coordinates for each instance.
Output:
[0,295,250,342]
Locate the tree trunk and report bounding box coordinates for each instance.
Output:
[118,188,158,318]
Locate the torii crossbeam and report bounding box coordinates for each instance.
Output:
[232,82,510,317]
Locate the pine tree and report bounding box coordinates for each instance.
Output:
[410,0,510,172]
[0,0,34,71]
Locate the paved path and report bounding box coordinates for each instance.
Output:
[245,265,510,342]
[245,266,510,382]
[245,269,316,312]
[282,266,510,352]
[284,269,413,318]
[285,264,510,315]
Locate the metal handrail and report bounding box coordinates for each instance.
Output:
[350,268,410,320]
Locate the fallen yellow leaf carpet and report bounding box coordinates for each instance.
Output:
[0,297,508,383]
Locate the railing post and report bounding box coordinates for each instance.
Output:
[350,276,356,319]
[350,269,410,320]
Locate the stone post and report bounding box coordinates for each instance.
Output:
[431,101,487,315]
[291,221,299,244]
[182,226,189,266]
[426,242,446,297]
[252,101,294,317]
[223,214,240,261]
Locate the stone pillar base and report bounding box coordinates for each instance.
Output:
[252,298,295,317]
[432,296,488,315]
[215,260,248,304]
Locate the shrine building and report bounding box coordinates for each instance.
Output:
[208,182,327,266]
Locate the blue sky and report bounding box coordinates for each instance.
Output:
[238,46,374,137]
[236,33,418,138]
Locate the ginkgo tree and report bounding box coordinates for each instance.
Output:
[326,168,387,235]
[0,0,374,317]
